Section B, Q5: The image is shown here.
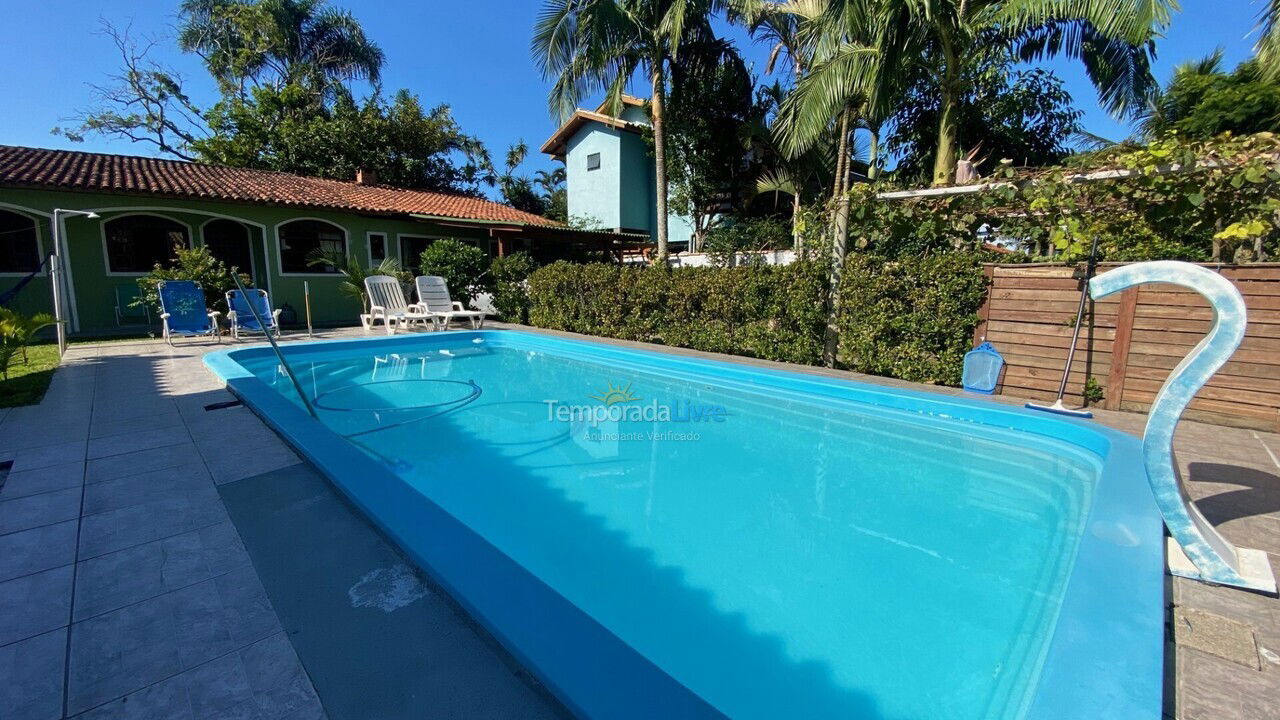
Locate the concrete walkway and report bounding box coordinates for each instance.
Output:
[0,326,1277,719]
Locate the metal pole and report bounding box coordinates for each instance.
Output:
[304,280,313,338]
[1053,234,1101,401]
[50,212,67,356]
[231,269,318,419]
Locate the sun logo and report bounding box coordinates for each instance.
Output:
[590,381,640,406]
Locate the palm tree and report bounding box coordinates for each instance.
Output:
[532,0,725,261]
[1134,51,1225,140]
[1255,0,1279,80]
[782,0,1174,186]
[178,0,385,103]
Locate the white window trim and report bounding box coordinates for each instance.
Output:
[0,204,48,277]
[366,230,393,268]
[198,217,258,281]
[274,217,349,277]
[100,212,194,277]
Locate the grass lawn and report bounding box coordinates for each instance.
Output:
[0,343,60,408]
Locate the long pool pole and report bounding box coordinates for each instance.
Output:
[232,269,318,419]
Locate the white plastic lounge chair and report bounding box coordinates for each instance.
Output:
[225,288,283,340]
[158,280,220,345]
[414,275,486,329]
[363,275,439,335]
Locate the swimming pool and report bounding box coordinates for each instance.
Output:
[205,330,1165,719]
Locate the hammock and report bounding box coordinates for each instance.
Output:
[0,256,51,308]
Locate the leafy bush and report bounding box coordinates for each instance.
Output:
[835,252,989,385]
[489,252,538,323]
[527,260,830,365]
[135,245,247,315]
[308,249,410,314]
[418,239,489,306]
[0,309,56,379]
[702,217,793,266]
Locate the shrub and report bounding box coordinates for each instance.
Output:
[418,239,489,306]
[135,245,246,315]
[0,309,56,379]
[527,260,830,364]
[703,217,793,266]
[835,252,989,385]
[489,252,538,323]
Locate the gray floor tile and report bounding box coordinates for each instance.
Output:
[182,652,257,720]
[82,463,215,517]
[0,564,72,646]
[90,412,185,440]
[206,446,301,486]
[169,569,281,669]
[12,439,89,472]
[0,460,85,500]
[86,442,202,484]
[71,673,194,720]
[0,486,82,535]
[78,496,229,559]
[68,593,184,714]
[0,519,78,582]
[240,633,326,720]
[75,522,252,621]
[0,627,67,720]
[88,427,193,460]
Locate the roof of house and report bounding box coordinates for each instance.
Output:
[539,96,648,159]
[0,144,558,227]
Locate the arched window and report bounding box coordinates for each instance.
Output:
[103,215,188,273]
[0,210,40,274]
[278,219,346,274]
[202,219,253,276]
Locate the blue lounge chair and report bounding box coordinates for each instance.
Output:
[158,280,221,345]
[225,288,282,340]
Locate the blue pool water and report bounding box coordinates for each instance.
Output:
[206,330,1164,719]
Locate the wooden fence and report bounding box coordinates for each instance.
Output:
[974,262,1280,431]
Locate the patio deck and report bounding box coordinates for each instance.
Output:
[0,325,1276,719]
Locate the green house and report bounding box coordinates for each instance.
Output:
[0,145,638,335]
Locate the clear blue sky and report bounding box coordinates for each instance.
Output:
[0,0,1268,195]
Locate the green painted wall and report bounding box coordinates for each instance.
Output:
[0,188,492,335]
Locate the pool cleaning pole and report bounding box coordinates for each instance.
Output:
[231,270,318,419]
[1025,233,1100,419]
[304,281,313,338]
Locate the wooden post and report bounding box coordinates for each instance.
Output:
[1106,287,1139,410]
[972,264,996,346]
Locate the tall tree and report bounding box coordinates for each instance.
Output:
[178,0,384,105]
[886,50,1083,183]
[532,0,725,261]
[1136,52,1280,140]
[781,0,1172,186]
[1257,0,1280,80]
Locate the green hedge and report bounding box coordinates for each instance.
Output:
[525,253,988,385]
[527,260,830,365]
[835,252,989,385]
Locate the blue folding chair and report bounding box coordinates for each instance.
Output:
[158,280,221,345]
[225,288,282,340]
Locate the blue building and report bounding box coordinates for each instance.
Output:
[540,95,694,250]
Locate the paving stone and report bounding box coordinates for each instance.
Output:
[78,495,230,559]
[68,591,185,714]
[86,442,202,484]
[11,438,88,472]
[1172,606,1261,669]
[0,564,72,647]
[71,672,194,720]
[0,519,78,582]
[82,463,215,517]
[90,412,186,440]
[205,445,301,486]
[0,627,67,720]
[0,460,85,500]
[169,568,281,669]
[87,426,192,460]
[0,486,82,535]
[75,522,252,621]
[241,633,326,720]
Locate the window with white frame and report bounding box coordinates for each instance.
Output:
[279,220,346,273]
[368,232,388,265]
[0,210,40,273]
[104,215,188,273]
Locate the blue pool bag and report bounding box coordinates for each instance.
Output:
[962,342,1004,394]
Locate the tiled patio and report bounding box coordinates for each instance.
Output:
[0,325,1276,719]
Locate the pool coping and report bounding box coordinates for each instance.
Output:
[204,328,1167,719]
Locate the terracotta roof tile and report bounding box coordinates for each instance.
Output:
[0,145,557,227]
